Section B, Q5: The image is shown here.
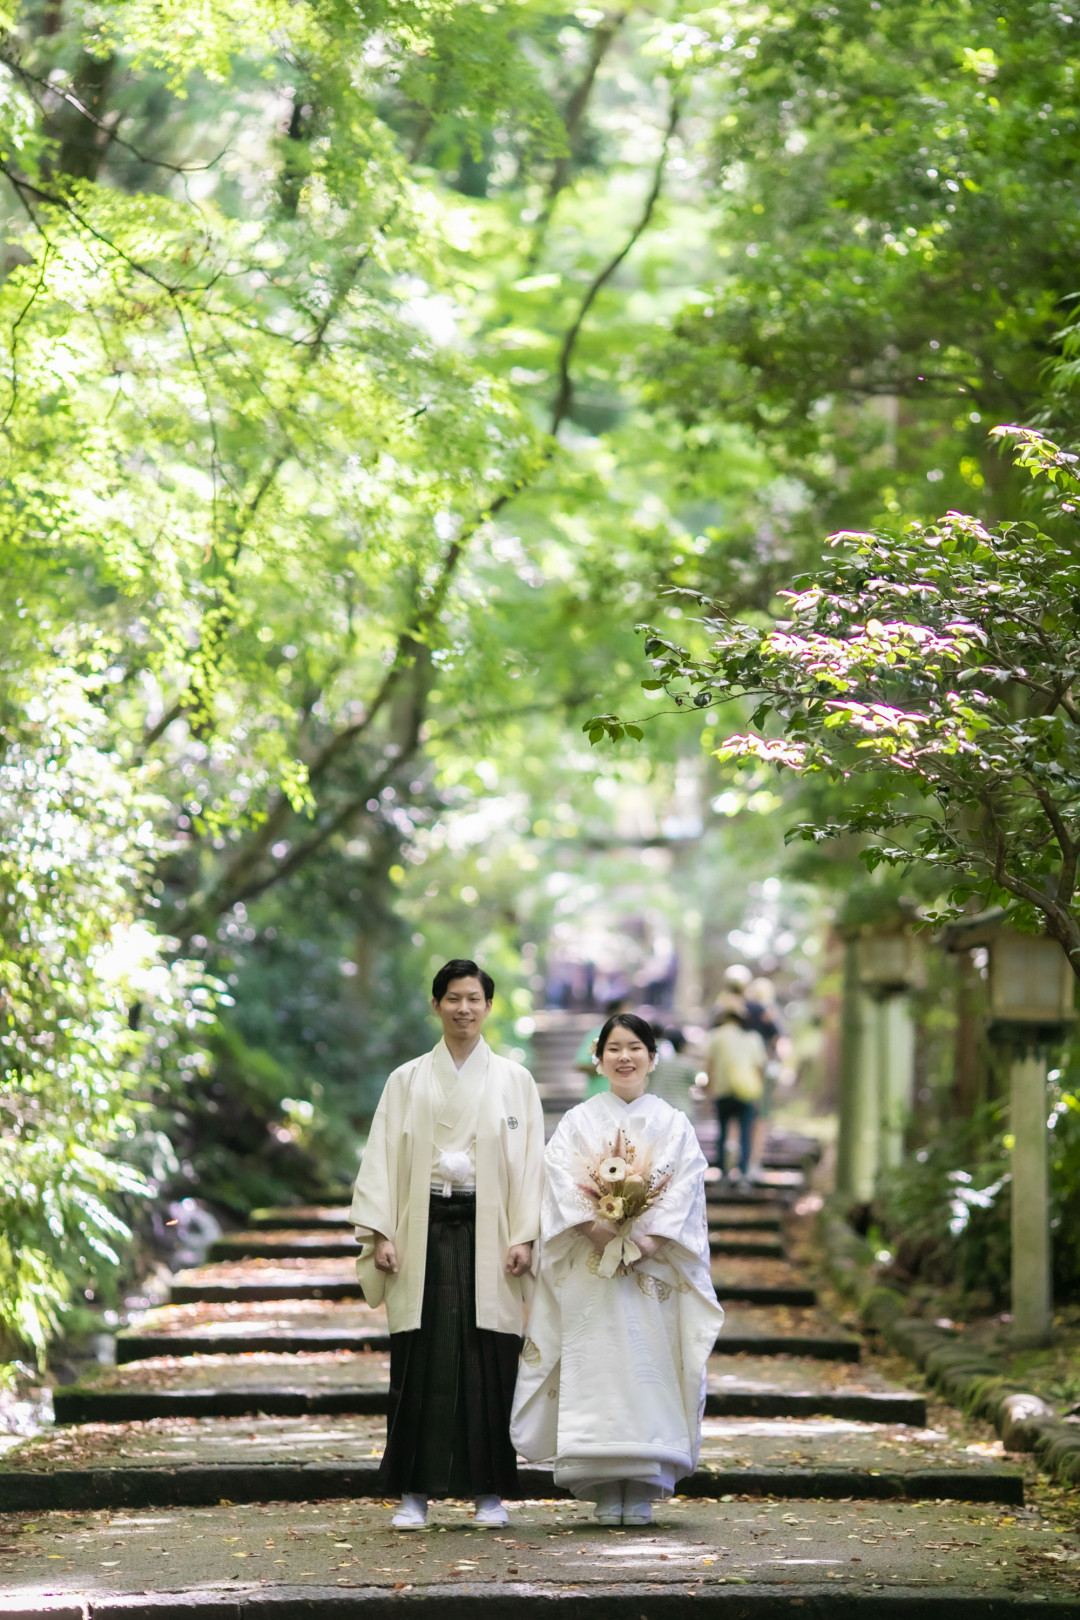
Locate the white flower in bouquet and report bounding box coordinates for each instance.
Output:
[578,1131,673,1276]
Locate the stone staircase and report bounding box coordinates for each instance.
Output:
[1,1131,1076,1611]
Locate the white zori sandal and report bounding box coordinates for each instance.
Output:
[391,1493,428,1530]
[474,1495,509,1527]
[593,1482,622,1526]
[621,1481,653,1527]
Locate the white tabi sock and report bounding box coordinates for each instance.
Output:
[592,1482,622,1524]
[391,1493,428,1529]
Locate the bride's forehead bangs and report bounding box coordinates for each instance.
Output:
[595,1011,658,1057]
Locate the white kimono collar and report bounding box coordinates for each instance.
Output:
[432,1036,489,1140]
[599,1087,658,1112]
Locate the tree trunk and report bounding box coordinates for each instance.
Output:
[45,50,116,182]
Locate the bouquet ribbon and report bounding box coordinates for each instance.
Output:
[597,1222,641,1278]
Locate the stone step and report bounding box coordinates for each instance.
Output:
[708,1234,786,1259]
[2,1496,1066,1613]
[2,1413,1021,1510]
[707,1357,924,1424]
[173,1252,803,1302]
[706,1183,799,1206]
[751,1168,807,1188]
[251,1202,788,1235]
[711,1257,816,1308]
[250,1205,352,1230]
[180,1230,791,1297]
[114,1300,392,1362]
[707,1208,783,1231]
[208,1230,359,1262]
[210,1227,796,1268]
[56,1351,906,1426]
[170,1258,363,1305]
[113,1300,849,1364]
[766,1131,823,1159]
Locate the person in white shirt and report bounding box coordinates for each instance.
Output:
[350,959,544,1531]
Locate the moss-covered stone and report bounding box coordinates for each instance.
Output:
[818,1207,1080,1488]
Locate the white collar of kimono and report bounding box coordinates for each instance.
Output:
[602,1088,661,1113]
[431,1036,489,1142]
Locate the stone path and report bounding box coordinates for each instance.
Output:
[2,1127,1078,1612]
[5,1497,1080,1615]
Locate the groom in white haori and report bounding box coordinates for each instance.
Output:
[511,1011,723,1527]
[350,959,544,1530]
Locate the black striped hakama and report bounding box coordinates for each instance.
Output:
[377,1191,522,1499]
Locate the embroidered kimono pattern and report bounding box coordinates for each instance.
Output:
[511,1091,724,1499]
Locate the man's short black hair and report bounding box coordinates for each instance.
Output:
[432,958,495,1003]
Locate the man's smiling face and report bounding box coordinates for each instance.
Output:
[433,975,492,1044]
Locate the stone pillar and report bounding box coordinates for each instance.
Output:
[673,906,703,1022]
[952,949,983,1120]
[877,992,915,1174]
[834,938,861,1200]
[849,990,881,1203]
[1009,1050,1052,1349]
[837,944,886,1205]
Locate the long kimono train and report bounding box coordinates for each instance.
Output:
[378,1191,521,1497]
[511,1091,724,1499]
[350,1038,544,1500]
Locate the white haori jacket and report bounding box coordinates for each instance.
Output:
[511,1091,724,1490]
[349,1037,545,1336]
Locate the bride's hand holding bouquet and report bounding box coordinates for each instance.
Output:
[576,1135,670,1277]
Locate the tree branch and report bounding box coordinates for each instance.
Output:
[165,87,679,928]
[1,51,233,176]
[524,8,629,270]
[550,91,679,436]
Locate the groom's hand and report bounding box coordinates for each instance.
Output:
[506,1242,533,1276]
[373,1235,399,1274]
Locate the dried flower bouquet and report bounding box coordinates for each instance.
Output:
[578,1128,672,1277]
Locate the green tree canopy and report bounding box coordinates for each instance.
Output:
[647,0,1080,545]
[590,431,1080,974]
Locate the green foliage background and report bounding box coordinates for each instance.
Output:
[1,0,1078,1356]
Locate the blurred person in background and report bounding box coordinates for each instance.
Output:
[703,1000,767,1187]
[648,1027,700,1115]
[744,976,783,1180]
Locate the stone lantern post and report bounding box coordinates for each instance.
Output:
[942,912,1075,1349]
[859,927,922,1180]
[836,918,921,1205]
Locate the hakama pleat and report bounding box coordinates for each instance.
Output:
[377,1192,521,1499]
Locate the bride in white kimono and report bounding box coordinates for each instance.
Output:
[511,1012,723,1526]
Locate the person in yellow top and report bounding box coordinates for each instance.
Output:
[703,1001,767,1185]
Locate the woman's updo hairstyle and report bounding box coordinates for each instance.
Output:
[595,1011,658,1060]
